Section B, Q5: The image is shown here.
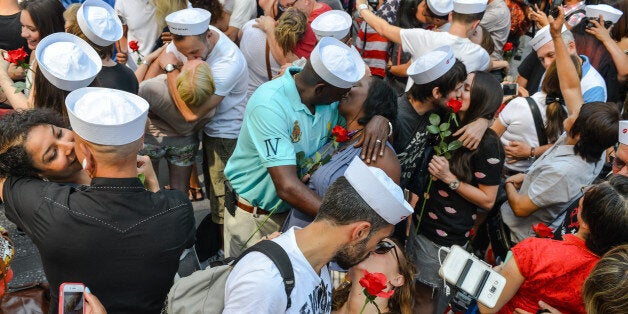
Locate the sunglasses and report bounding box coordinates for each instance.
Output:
[374,240,400,265]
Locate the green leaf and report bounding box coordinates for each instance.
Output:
[434,146,442,155]
[429,113,440,126]
[320,154,332,165]
[447,140,462,151]
[439,142,447,152]
[314,152,322,162]
[12,81,25,94]
[451,114,459,127]
[427,125,439,134]
[443,130,452,137]
[444,152,451,160]
[137,173,146,187]
[439,123,450,131]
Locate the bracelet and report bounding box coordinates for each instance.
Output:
[142,59,150,66]
[387,121,393,137]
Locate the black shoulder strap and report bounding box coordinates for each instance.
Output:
[235,240,295,309]
[564,9,586,22]
[525,97,548,146]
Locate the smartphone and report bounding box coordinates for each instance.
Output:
[439,245,506,308]
[502,83,518,96]
[59,283,85,314]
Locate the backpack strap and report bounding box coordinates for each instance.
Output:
[525,97,548,146]
[564,9,586,23]
[234,240,295,309]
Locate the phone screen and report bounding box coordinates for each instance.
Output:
[502,84,518,96]
[63,291,84,314]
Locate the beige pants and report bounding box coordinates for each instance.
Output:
[223,206,288,258]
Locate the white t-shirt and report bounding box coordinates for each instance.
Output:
[167,26,249,139]
[400,28,490,89]
[115,0,160,71]
[226,0,257,29]
[224,227,332,313]
[498,92,551,172]
[240,19,281,102]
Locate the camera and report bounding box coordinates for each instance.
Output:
[548,0,562,19]
[368,0,379,10]
[439,245,507,309]
[586,17,613,29]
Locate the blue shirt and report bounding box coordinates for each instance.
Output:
[224,67,340,213]
[62,0,116,8]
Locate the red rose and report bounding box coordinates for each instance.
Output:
[503,42,513,52]
[332,125,350,143]
[532,223,554,238]
[359,270,395,298]
[4,47,28,65]
[129,40,140,52]
[447,98,462,114]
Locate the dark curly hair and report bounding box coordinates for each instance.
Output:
[358,78,398,129]
[189,0,224,25]
[0,109,65,178]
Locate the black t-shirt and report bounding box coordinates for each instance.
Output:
[97,63,140,94]
[517,51,544,94]
[0,12,29,51]
[3,177,195,314]
[418,132,505,247]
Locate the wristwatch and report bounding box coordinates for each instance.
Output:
[164,63,176,73]
[529,147,536,162]
[449,179,461,191]
[358,3,370,13]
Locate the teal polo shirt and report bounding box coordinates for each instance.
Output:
[225,67,341,213]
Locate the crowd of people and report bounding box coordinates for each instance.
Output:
[0,0,626,313]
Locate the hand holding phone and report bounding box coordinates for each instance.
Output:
[502,83,518,96]
[59,283,85,314]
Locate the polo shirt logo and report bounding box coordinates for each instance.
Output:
[291,121,301,143]
[264,138,281,157]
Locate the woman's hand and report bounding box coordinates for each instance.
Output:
[428,155,456,183]
[504,141,531,162]
[585,15,613,43]
[505,173,525,189]
[0,50,11,74]
[116,51,128,65]
[84,289,107,314]
[355,115,390,163]
[161,31,172,45]
[453,118,489,150]
[254,15,277,33]
[529,5,549,28]
[157,51,181,71]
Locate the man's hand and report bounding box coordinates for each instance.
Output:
[137,155,159,192]
[116,52,128,65]
[355,115,390,163]
[157,51,181,71]
[505,173,525,189]
[453,118,489,150]
[505,141,532,162]
[548,6,565,37]
[529,5,549,28]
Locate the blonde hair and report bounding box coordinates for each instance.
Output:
[63,3,112,59]
[151,0,188,32]
[176,63,215,108]
[583,244,628,314]
[274,8,308,55]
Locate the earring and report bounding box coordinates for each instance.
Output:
[82,158,87,169]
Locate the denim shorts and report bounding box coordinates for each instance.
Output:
[405,233,450,290]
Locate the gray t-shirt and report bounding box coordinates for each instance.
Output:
[500,133,604,242]
[480,0,511,60]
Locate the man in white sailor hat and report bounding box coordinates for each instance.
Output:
[585,4,623,25]
[69,0,138,94]
[356,0,489,87]
[415,0,454,32]
[612,121,628,176]
[161,8,248,257]
[311,10,352,43]
[0,87,195,312]
[356,0,491,150]
[517,12,607,103]
[225,156,413,313]
[223,37,392,258]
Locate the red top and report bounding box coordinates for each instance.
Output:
[499,235,598,314]
[292,3,332,59]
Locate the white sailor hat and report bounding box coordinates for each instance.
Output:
[311,10,352,41]
[310,37,366,89]
[428,0,454,16]
[76,0,122,46]
[344,157,413,225]
[453,0,487,14]
[66,87,149,146]
[585,4,623,24]
[619,121,628,145]
[529,25,568,51]
[166,8,211,36]
[35,33,102,91]
[407,45,456,85]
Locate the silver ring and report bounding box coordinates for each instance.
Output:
[375,139,382,144]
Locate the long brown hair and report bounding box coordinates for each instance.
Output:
[331,238,416,314]
[541,55,582,143]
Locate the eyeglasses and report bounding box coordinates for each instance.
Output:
[611,155,626,171]
[374,240,400,265]
[278,0,299,12]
